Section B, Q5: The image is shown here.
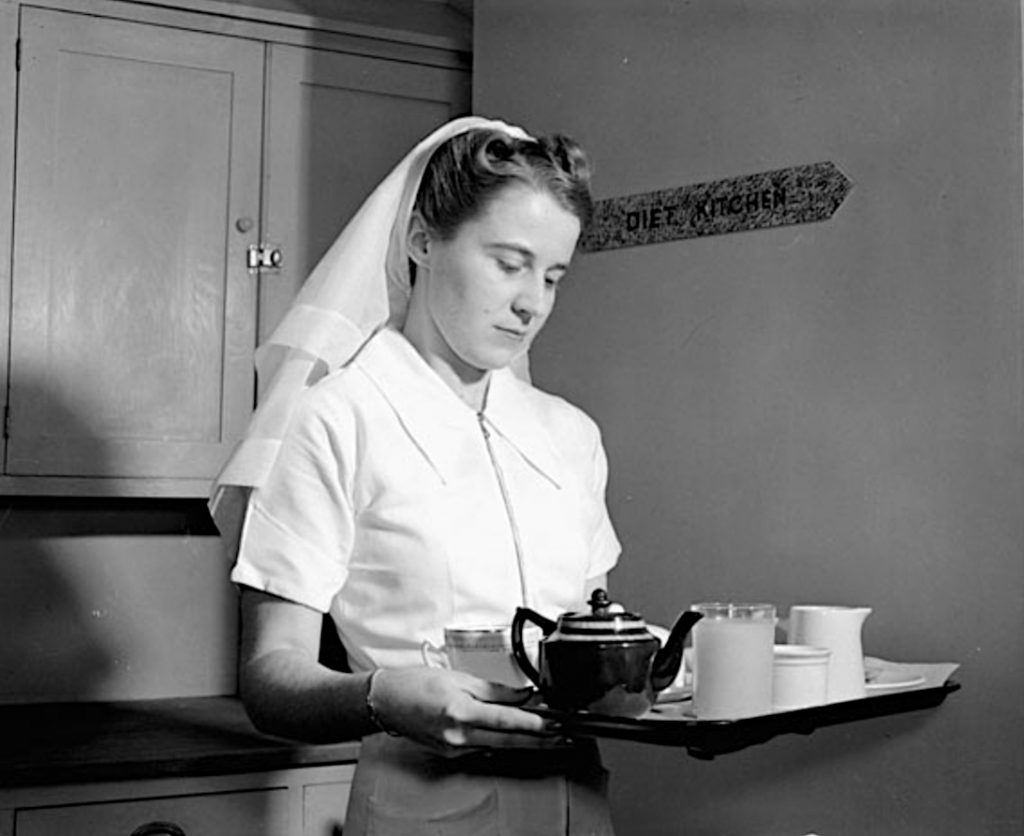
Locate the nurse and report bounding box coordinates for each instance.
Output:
[215,117,621,835]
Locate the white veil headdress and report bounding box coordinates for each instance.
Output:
[209,116,533,561]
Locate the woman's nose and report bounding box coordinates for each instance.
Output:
[512,275,548,323]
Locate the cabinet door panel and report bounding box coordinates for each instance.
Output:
[259,44,470,345]
[16,788,289,836]
[8,9,262,483]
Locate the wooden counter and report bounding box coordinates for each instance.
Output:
[0,696,360,788]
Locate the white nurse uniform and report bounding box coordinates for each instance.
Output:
[232,326,621,673]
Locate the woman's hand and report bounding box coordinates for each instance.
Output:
[368,666,559,752]
[236,589,563,749]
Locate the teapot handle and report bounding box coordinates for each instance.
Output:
[511,607,556,688]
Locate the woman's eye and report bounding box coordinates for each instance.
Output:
[497,259,523,274]
[545,271,566,290]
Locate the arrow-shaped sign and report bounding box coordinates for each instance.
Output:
[579,161,853,253]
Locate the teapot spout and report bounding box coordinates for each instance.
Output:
[650,610,703,692]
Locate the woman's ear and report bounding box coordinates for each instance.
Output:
[406,213,432,269]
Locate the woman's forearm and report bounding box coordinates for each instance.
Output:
[239,649,378,743]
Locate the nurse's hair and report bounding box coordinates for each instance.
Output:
[413,127,594,240]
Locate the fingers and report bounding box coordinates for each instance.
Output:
[433,677,556,749]
[441,684,544,735]
[457,694,547,733]
[437,716,570,752]
[374,667,561,752]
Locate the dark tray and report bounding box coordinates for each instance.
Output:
[526,681,960,760]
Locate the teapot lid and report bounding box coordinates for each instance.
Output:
[551,589,653,642]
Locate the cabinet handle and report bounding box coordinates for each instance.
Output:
[247,243,284,271]
[130,822,187,836]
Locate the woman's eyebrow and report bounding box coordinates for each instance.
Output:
[486,242,534,260]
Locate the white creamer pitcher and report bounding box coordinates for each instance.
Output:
[788,605,872,702]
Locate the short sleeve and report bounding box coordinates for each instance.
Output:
[231,393,356,613]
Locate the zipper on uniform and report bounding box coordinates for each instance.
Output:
[478,412,529,607]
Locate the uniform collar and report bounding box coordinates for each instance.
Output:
[356,328,564,487]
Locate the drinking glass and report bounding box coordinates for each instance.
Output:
[690,602,776,720]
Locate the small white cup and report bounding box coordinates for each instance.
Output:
[421,624,539,688]
[772,644,831,711]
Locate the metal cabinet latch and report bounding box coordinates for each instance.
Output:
[247,243,283,271]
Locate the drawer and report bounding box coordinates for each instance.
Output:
[303,779,352,836]
[15,788,290,836]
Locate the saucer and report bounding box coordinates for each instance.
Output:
[864,670,926,693]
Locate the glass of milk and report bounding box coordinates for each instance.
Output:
[689,602,776,720]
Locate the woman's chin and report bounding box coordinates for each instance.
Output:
[462,346,527,373]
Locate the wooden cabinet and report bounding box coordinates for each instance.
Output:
[14,788,290,836]
[0,766,354,836]
[260,43,470,340]
[0,0,470,497]
[6,8,263,495]
[0,697,361,836]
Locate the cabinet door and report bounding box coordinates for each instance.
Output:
[258,43,470,344]
[6,9,262,492]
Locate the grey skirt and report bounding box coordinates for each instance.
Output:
[344,733,616,836]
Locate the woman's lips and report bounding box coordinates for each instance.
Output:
[496,326,528,341]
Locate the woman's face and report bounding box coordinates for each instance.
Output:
[406,182,582,378]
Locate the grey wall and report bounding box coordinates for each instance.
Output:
[475,1,1022,833]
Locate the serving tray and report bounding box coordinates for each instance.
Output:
[525,661,960,760]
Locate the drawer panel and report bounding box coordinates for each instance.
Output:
[303,779,351,836]
[16,788,289,836]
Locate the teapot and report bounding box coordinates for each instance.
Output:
[511,589,703,717]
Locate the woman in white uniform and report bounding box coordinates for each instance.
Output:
[216,116,621,835]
